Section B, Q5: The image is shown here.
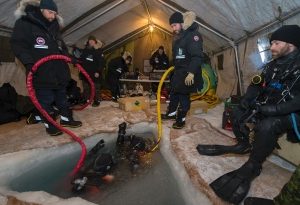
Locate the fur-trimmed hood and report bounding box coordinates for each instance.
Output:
[85,39,104,49]
[94,40,104,49]
[182,11,197,31]
[14,0,63,27]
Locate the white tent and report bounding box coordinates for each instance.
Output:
[1,0,300,98]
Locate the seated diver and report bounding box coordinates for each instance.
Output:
[72,139,114,192]
[196,25,300,204]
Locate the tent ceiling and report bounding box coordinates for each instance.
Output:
[0,0,300,53]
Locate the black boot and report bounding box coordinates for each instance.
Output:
[42,112,63,136]
[44,123,63,136]
[244,197,275,205]
[92,100,100,107]
[210,159,262,204]
[196,140,251,156]
[60,116,82,128]
[161,111,176,120]
[26,113,42,124]
[172,111,186,129]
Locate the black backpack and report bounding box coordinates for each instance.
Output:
[0,83,21,124]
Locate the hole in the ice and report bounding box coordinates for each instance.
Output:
[8,130,186,205]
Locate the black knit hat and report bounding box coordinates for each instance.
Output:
[270,25,300,48]
[40,0,58,12]
[169,12,183,25]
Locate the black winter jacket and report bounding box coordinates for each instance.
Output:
[107,56,129,80]
[79,46,105,82]
[171,22,204,94]
[150,50,169,70]
[11,4,70,89]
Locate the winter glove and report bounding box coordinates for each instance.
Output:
[185,72,194,86]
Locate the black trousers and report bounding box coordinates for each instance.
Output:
[232,106,294,163]
[168,91,190,120]
[82,79,101,102]
[108,77,120,98]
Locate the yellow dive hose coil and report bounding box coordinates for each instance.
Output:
[151,66,219,152]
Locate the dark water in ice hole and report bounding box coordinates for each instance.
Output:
[10,133,186,205]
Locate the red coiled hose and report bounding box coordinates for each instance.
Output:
[26,54,95,175]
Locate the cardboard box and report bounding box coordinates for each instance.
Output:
[118,96,150,111]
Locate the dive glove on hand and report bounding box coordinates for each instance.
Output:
[185,72,194,86]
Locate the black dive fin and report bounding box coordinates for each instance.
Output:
[210,169,251,204]
[196,143,251,156]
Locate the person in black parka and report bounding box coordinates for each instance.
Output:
[79,36,105,107]
[106,52,132,101]
[11,0,82,136]
[162,11,204,129]
[150,46,169,71]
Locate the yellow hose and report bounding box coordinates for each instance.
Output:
[190,70,210,101]
[151,66,219,152]
[151,66,174,152]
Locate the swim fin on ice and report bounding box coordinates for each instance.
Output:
[210,159,262,204]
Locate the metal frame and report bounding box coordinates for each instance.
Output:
[63,0,126,37]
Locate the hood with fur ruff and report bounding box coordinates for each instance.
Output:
[14,0,63,27]
[182,11,197,31]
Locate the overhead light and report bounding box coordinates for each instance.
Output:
[149,24,154,32]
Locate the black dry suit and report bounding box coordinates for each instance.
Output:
[233,50,300,163]
[11,4,70,89]
[197,50,300,205]
[171,22,203,94]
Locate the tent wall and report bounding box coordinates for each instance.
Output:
[212,14,300,99]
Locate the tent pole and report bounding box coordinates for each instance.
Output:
[104,26,149,53]
[154,24,173,36]
[234,45,243,95]
[157,0,244,95]
[63,0,126,37]
[0,25,12,34]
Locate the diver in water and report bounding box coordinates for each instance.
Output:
[116,122,149,172]
[72,122,151,192]
[72,139,114,192]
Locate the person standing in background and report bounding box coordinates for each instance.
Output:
[107,52,132,101]
[79,36,105,107]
